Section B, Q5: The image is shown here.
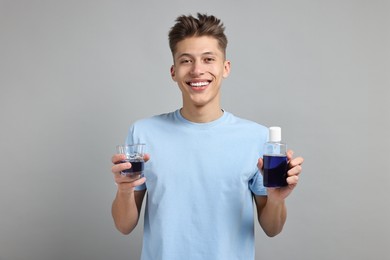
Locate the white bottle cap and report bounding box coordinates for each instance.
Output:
[269,126,282,142]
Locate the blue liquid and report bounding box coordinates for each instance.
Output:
[120,160,144,177]
[122,160,144,172]
[263,155,288,187]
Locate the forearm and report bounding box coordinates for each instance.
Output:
[258,198,287,237]
[112,190,140,235]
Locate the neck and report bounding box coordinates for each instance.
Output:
[180,105,223,123]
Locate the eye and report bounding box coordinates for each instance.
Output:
[204,57,215,63]
[180,59,192,64]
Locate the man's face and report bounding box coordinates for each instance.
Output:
[171,36,230,109]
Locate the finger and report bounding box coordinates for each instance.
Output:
[287,165,302,176]
[116,176,146,187]
[289,156,304,168]
[286,175,299,185]
[112,154,126,164]
[286,150,294,160]
[114,172,136,184]
[124,172,144,182]
[112,161,132,174]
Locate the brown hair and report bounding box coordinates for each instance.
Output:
[168,13,228,57]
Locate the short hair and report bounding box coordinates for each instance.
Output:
[168,13,228,57]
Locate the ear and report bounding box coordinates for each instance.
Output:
[223,60,231,78]
[170,65,176,81]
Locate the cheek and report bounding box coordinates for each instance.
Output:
[214,69,226,80]
[173,67,186,79]
[213,65,227,78]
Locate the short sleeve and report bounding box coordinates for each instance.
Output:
[249,170,267,196]
[134,183,147,191]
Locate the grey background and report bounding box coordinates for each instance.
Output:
[1,0,389,259]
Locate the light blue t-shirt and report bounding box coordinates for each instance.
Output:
[126,109,268,260]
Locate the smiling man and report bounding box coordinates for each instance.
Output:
[171,35,230,122]
[111,13,304,260]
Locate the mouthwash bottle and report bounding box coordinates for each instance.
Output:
[263,126,288,187]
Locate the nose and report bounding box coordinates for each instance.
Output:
[190,60,205,76]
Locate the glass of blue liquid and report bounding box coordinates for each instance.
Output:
[116,144,145,178]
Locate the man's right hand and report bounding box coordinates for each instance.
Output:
[111,153,149,192]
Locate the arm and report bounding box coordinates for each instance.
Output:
[111,154,149,235]
[254,195,286,237]
[112,188,146,235]
[255,150,303,237]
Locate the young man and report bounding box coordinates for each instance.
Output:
[111,13,304,260]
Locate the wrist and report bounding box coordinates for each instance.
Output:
[117,185,135,196]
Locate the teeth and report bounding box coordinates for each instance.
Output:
[190,82,208,87]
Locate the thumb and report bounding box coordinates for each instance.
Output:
[287,150,294,160]
[257,157,264,171]
[143,153,151,162]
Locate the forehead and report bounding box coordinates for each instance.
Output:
[174,36,224,58]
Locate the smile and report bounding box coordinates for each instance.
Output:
[187,81,210,88]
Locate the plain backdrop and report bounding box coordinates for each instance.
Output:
[1,0,389,259]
